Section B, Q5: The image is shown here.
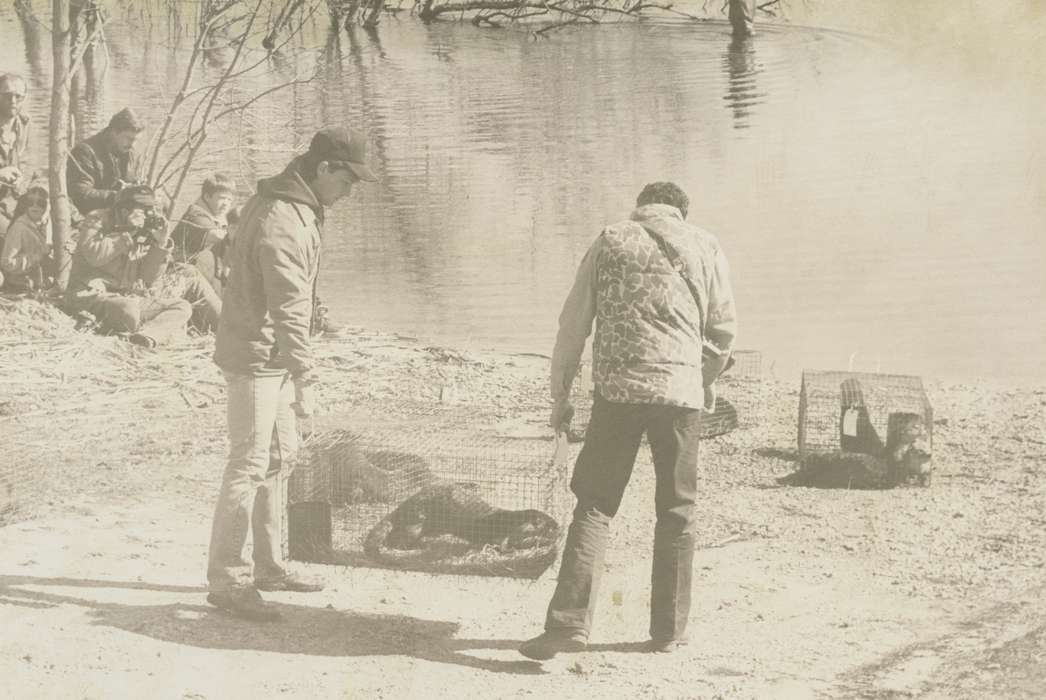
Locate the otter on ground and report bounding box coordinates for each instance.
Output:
[780,411,931,490]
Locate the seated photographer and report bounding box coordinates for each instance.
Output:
[171,172,235,297]
[1,186,52,292]
[64,185,217,347]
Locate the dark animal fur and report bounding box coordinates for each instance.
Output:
[781,402,932,490]
[368,481,560,557]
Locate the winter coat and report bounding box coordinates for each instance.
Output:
[213,157,323,378]
[171,198,228,263]
[1,214,49,275]
[65,208,171,296]
[66,129,144,215]
[551,203,737,410]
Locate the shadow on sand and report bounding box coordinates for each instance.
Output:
[0,574,566,674]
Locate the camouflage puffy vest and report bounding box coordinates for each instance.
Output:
[592,214,705,409]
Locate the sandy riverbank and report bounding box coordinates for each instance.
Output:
[1,296,1045,699]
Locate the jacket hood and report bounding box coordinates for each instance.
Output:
[257,156,323,219]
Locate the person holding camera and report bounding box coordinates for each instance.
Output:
[66,107,145,216]
[64,185,192,348]
[205,127,377,621]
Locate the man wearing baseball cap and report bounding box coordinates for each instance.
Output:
[206,127,377,621]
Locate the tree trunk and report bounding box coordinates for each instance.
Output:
[49,0,75,291]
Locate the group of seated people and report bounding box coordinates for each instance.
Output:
[0,84,241,348]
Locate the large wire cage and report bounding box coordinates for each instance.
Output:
[568,349,766,440]
[283,402,572,579]
[798,370,934,460]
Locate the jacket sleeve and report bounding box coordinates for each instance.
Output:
[549,235,601,402]
[66,144,117,214]
[256,210,314,377]
[0,221,27,273]
[702,244,738,386]
[137,238,173,288]
[76,214,131,267]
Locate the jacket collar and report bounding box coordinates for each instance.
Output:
[257,156,324,224]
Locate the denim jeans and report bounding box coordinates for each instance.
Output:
[545,394,701,641]
[207,371,298,591]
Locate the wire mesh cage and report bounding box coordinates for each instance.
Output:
[798,370,934,460]
[284,402,572,579]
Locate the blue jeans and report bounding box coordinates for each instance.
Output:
[207,371,298,591]
[545,394,701,641]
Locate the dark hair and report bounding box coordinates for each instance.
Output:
[636,181,689,219]
[13,186,48,221]
[296,151,354,182]
[201,172,235,198]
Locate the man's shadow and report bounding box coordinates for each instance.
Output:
[0,574,545,674]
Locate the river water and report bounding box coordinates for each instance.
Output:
[1,2,1044,382]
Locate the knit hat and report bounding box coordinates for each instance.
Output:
[108,107,145,133]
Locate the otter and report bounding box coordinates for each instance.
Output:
[780,411,931,489]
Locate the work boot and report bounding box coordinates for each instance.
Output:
[518,629,588,660]
[647,636,689,654]
[206,587,282,622]
[255,572,325,593]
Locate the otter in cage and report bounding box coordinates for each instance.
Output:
[363,480,561,576]
[780,412,932,489]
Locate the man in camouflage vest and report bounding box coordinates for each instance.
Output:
[520,181,737,659]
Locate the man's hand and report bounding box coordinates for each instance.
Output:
[703,383,717,413]
[550,397,575,434]
[149,221,170,246]
[291,372,318,418]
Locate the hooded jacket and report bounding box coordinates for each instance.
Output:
[213,158,322,377]
[66,129,144,215]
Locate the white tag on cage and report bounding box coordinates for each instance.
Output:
[842,408,859,437]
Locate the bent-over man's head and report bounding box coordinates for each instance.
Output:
[0,73,28,121]
[107,107,145,154]
[636,181,689,220]
[298,127,378,207]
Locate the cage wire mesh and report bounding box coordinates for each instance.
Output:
[798,370,933,460]
[285,400,572,579]
[567,349,766,440]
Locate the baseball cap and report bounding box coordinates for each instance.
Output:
[308,127,378,182]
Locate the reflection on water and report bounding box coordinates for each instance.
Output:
[0,8,1044,382]
[722,36,763,129]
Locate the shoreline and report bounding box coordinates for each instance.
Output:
[2,294,1045,698]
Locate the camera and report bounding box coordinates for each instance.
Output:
[128,210,168,247]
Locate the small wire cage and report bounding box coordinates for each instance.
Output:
[284,402,572,579]
[798,370,934,459]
